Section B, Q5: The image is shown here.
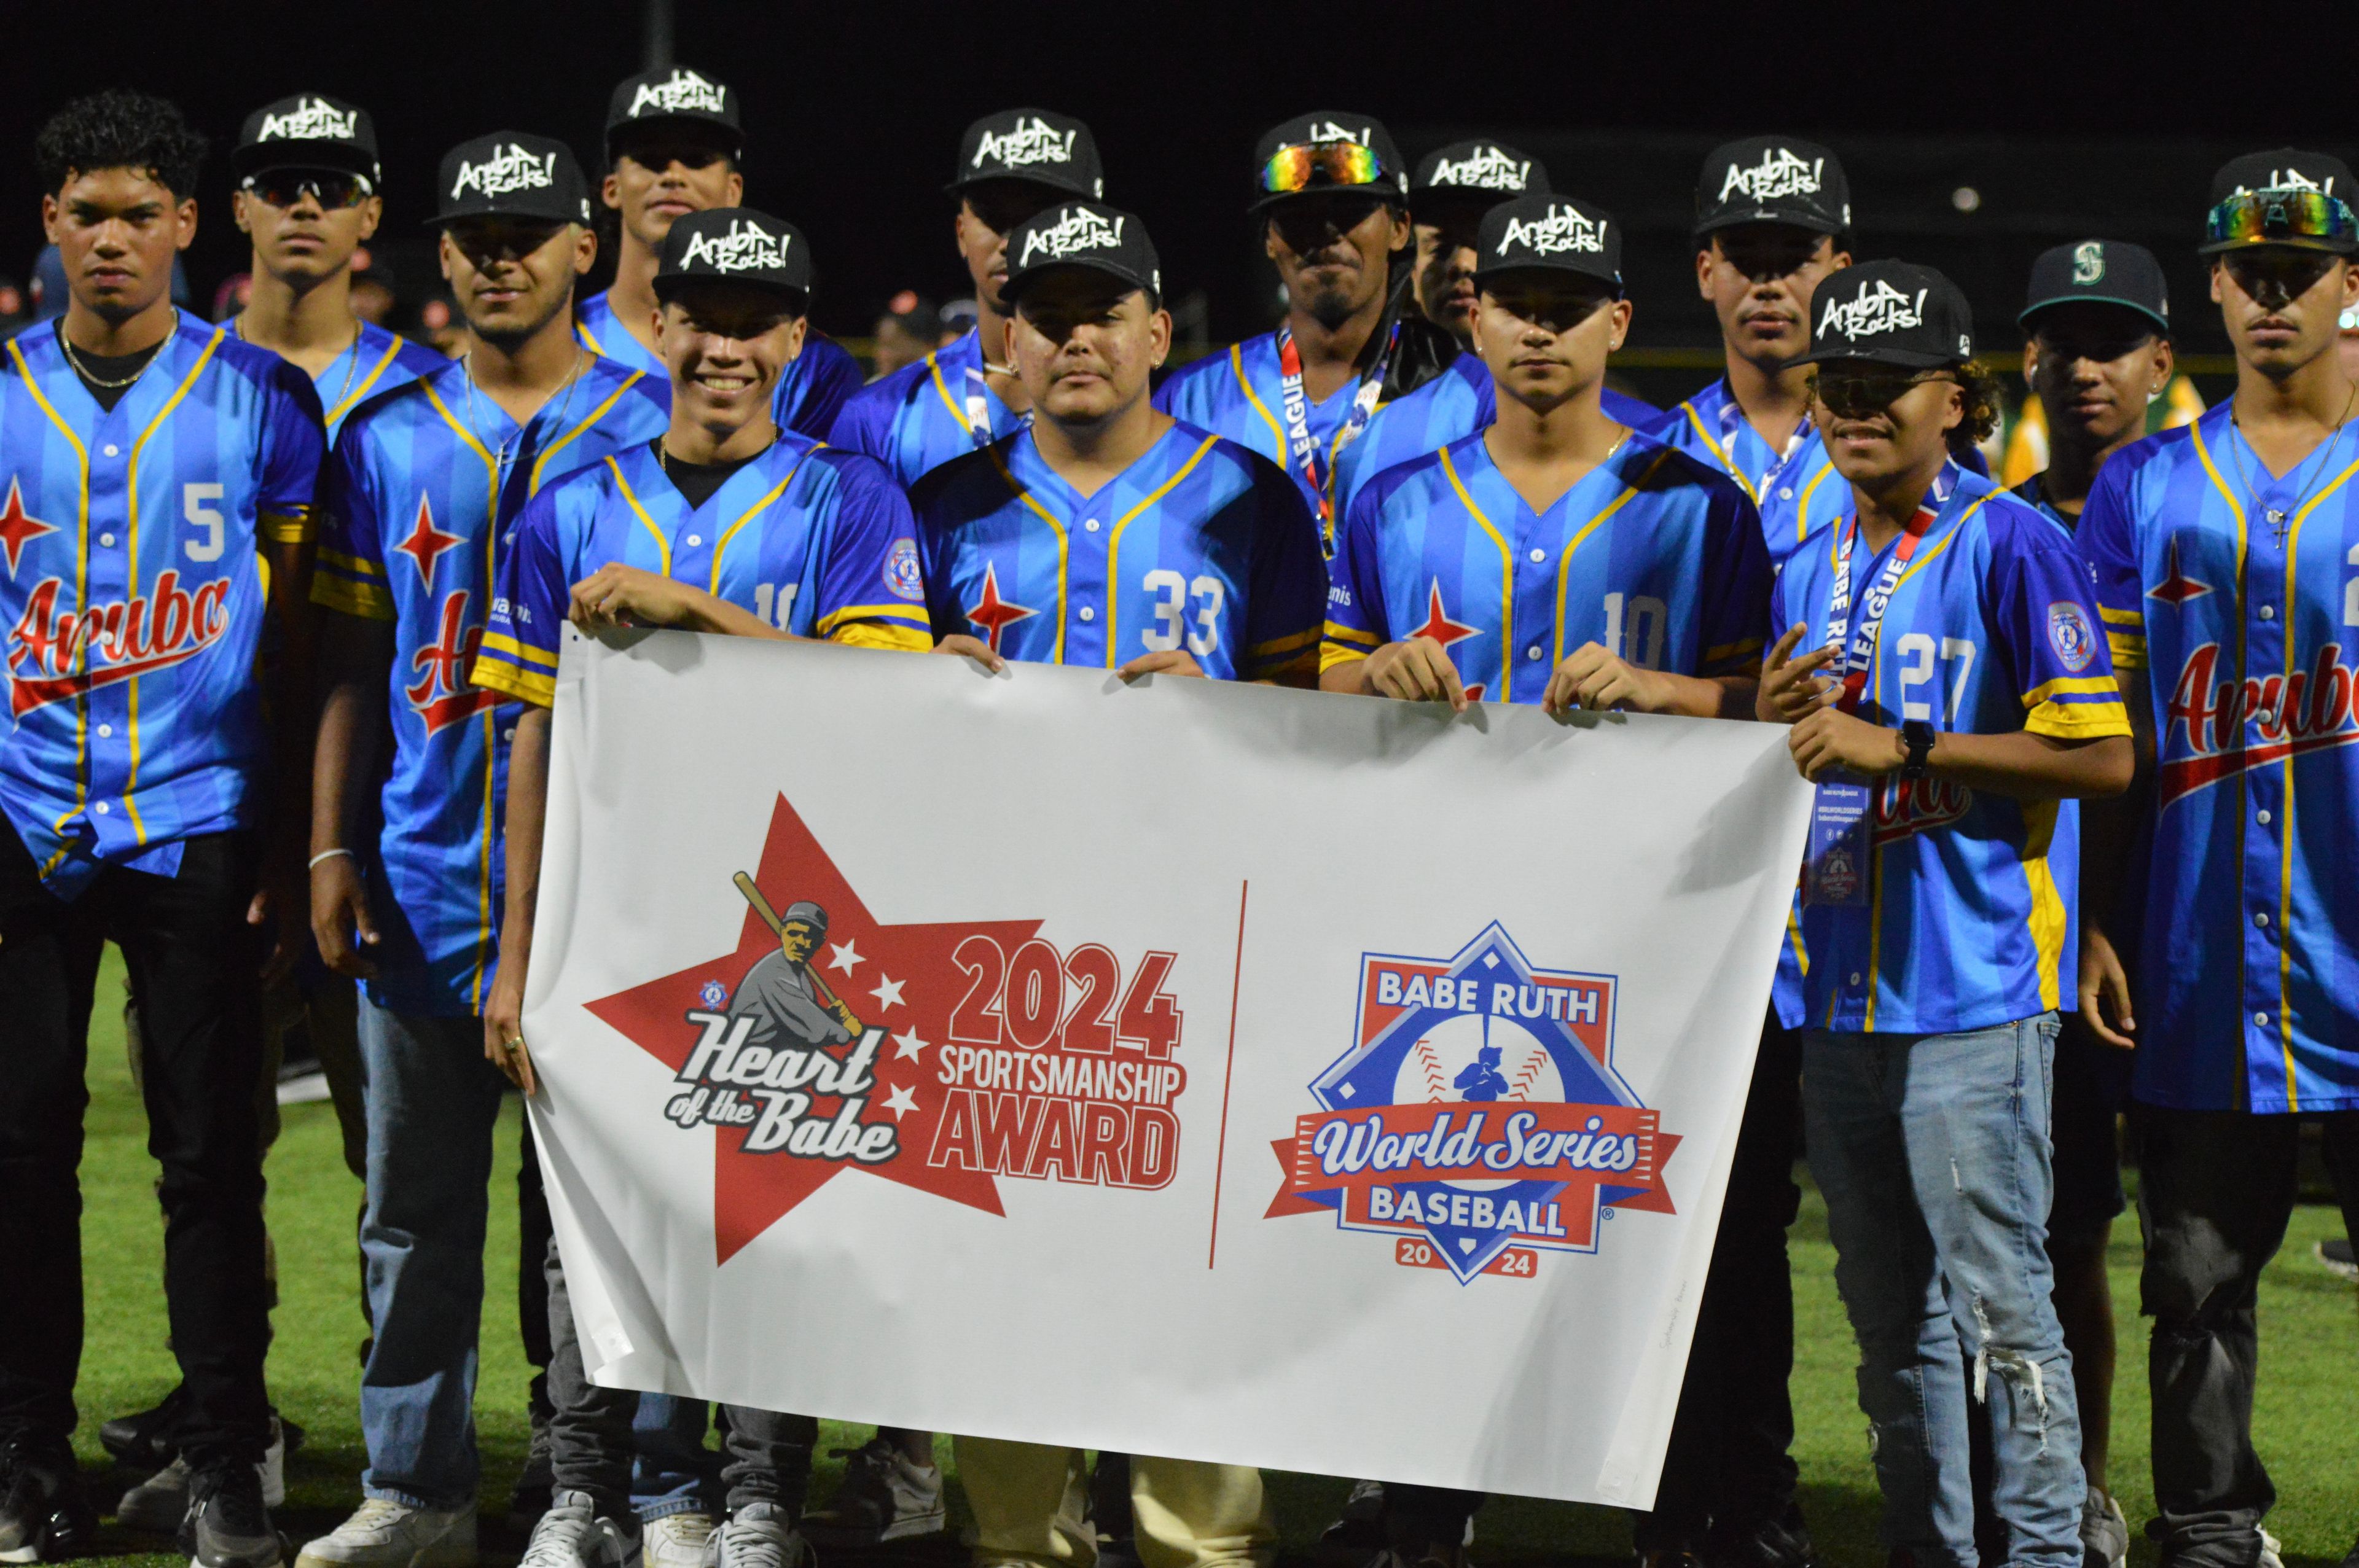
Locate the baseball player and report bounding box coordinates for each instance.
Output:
[576,66,863,441]
[473,204,932,1568]
[828,109,1105,490]
[2074,150,2359,1568]
[300,131,667,1568]
[729,899,862,1052]
[916,199,1319,1568]
[1756,260,2131,1568]
[0,90,325,1568]
[1406,139,1551,349]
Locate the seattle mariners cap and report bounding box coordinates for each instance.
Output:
[2201,149,2359,255]
[234,94,380,186]
[654,208,813,306]
[1411,141,1550,211]
[947,109,1103,200]
[606,66,741,161]
[1472,194,1622,293]
[1251,111,1407,212]
[426,133,593,227]
[1786,260,1974,370]
[2021,241,2170,335]
[1000,201,1161,306]
[1694,135,1850,239]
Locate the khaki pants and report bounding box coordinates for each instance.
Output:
[956,1438,1275,1568]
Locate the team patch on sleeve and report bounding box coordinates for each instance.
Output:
[2046,601,2097,673]
[884,537,925,603]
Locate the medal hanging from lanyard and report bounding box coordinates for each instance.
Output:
[1276,321,1397,552]
[1802,472,1949,908]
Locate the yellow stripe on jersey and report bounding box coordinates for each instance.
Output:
[311,574,396,621]
[1676,400,1760,505]
[1438,445,1513,677]
[1323,620,1380,648]
[480,630,557,669]
[325,335,412,430]
[9,336,94,836]
[830,622,931,653]
[608,457,671,576]
[1702,636,1767,674]
[259,507,315,544]
[814,601,931,636]
[1229,345,1286,460]
[531,372,649,492]
[1103,435,1219,665]
[471,653,555,708]
[1250,625,1323,657]
[2097,604,2143,626]
[1552,450,1673,666]
[984,445,1070,663]
[924,350,974,435]
[2021,674,2121,708]
[2024,852,2067,1012]
[2105,631,2148,670]
[1792,461,1839,550]
[708,452,817,593]
[318,546,387,579]
[2024,699,2130,740]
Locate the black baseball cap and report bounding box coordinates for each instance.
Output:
[2201,149,2359,255]
[1694,136,1850,240]
[653,208,812,306]
[947,109,1103,200]
[426,133,593,227]
[1251,111,1407,212]
[1411,141,1551,208]
[2021,241,2170,335]
[1786,260,1974,370]
[235,94,380,187]
[1001,201,1161,306]
[1472,194,1622,292]
[606,66,741,161]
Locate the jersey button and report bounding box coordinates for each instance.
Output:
[99,532,115,547]
[1528,548,1546,563]
[1848,972,1863,986]
[1085,519,1101,532]
[2255,1012,2270,1027]
[2258,808,2274,825]
[2258,604,2275,621]
[97,724,112,738]
[686,534,702,548]
[1778,487,1794,500]
[2255,911,2270,927]
[94,801,109,815]
[1079,606,1095,623]
[102,444,119,458]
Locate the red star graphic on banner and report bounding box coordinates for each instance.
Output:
[2147,537,2212,608]
[0,476,58,574]
[584,794,1041,1263]
[394,493,463,590]
[964,561,1036,652]
[1412,579,1486,701]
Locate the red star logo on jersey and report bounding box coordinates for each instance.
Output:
[393,494,463,590]
[0,477,59,574]
[2146,535,2213,608]
[583,794,1040,1263]
[1412,579,1486,701]
[964,561,1036,652]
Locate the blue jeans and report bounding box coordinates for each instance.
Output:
[356,998,512,1508]
[1804,1013,2083,1568]
[632,1396,717,1519]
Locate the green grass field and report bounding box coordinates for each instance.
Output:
[58,948,2359,1567]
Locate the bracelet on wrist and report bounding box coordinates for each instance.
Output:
[308,847,354,870]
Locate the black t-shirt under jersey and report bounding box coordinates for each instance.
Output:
[651,438,771,511]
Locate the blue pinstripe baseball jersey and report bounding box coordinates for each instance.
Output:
[912,420,1325,681]
[2078,406,2359,1112]
[0,316,324,896]
[1328,352,1664,523]
[474,434,932,711]
[828,327,1028,490]
[575,289,863,442]
[1659,376,1841,575]
[310,320,449,442]
[311,355,668,1016]
[1770,461,2130,1035]
[1321,428,1768,703]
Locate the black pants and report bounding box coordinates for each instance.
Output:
[543,1230,815,1521]
[0,822,272,1471]
[520,1114,554,1419]
[2136,1106,2359,1568]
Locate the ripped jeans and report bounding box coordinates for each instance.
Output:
[1804,1013,2083,1568]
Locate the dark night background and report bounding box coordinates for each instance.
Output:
[8,0,2359,404]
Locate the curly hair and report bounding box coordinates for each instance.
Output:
[1948,359,2003,456]
[34,90,208,199]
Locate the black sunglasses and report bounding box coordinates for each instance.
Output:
[243,171,372,210]
[1813,365,1956,418]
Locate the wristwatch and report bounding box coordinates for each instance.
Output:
[1899,720,1937,779]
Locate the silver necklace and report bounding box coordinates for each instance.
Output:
[237,309,364,413]
[60,309,177,389]
[2229,384,2357,543]
[460,345,589,496]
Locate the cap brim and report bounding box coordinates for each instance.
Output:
[945,171,1096,199]
[1248,184,1404,214]
[1694,208,1846,240]
[651,273,810,309]
[1782,344,1962,371]
[1002,259,1156,303]
[2017,294,2171,334]
[423,206,579,228]
[1469,259,1623,294]
[235,144,377,181]
[607,117,741,158]
[2197,234,2359,256]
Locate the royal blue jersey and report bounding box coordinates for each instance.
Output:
[1322,428,1767,703]
[475,434,932,711]
[311,356,668,1016]
[1659,376,1842,577]
[575,287,863,441]
[1328,352,1663,524]
[827,327,1028,490]
[308,320,449,443]
[1153,333,1372,531]
[1771,462,2130,1036]
[0,317,324,897]
[912,419,1324,682]
[2078,407,2359,1112]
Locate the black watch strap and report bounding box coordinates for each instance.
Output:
[1899,720,1936,779]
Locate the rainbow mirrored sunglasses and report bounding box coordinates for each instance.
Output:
[2205,187,2359,250]
[1258,141,1387,197]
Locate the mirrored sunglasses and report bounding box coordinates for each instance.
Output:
[1259,141,1385,196]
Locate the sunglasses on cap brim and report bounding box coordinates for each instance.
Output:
[1259,141,1387,197]
[2205,189,2359,251]
[242,170,374,209]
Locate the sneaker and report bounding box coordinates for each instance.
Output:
[2259,1530,2285,1568]
[802,1440,944,1546]
[124,1420,292,1532]
[520,1493,640,1568]
[705,1505,806,1568]
[2079,1489,2129,1568]
[180,1463,284,1568]
[102,1386,190,1470]
[2320,1238,2358,1283]
[646,1515,714,1568]
[0,1438,98,1564]
[1705,1513,1817,1568]
[1315,1481,1388,1568]
[294,1499,477,1568]
[506,1412,557,1534]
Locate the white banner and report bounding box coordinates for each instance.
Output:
[525,633,1810,1507]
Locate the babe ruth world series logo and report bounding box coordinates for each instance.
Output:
[1266,923,1676,1284]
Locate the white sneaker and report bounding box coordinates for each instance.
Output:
[119,1422,291,1534]
[521,1494,640,1568]
[803,1439,944,1546]
[294,1499,477,1568]
[705,1505,805,1568]
[2079,1488,2128,1568]
[644,1515,713,1568]
[2260,1529,2286,1568]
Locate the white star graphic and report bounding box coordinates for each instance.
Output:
[869,974,906,1011]
[892,1028,929,1061]
[883,1083,919,1120]
[828,939,863,975]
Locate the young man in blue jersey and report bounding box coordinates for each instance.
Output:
[2074,150,2359,1568]
[303,131,669,1568]
[1757,261,2132,1568]
[829,109,1105,491]
[576,67,862,442]
[0,90,327,1568]
[474,205,928,1568]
